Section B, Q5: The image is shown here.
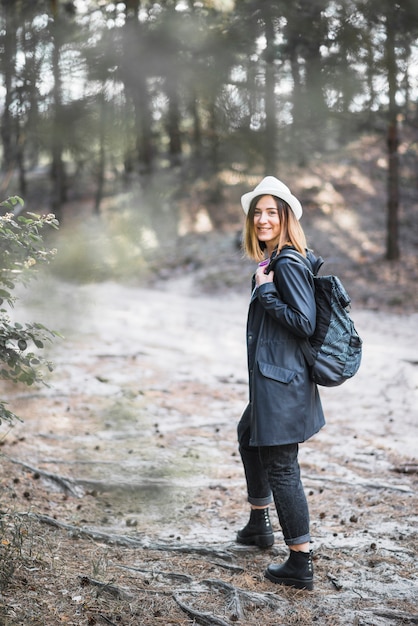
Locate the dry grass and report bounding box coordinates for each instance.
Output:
[1,452,417,626]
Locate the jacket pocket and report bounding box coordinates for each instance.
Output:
[257,361,297,384]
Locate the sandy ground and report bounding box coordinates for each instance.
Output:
[0,271,417,625]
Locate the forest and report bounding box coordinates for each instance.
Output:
[1,0,418,263]
[0,3,417,625]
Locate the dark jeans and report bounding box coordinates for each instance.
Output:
[238,404,311,546]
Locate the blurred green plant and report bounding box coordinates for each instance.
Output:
[0,197,60,425]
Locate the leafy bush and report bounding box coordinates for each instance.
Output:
[0,197,59,425]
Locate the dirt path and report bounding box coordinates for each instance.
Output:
[1,276,417,625]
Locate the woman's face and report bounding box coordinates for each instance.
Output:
[253,195,281,250]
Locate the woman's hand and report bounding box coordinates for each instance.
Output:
[255,265,274,287]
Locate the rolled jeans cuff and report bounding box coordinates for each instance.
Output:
[285,533,311,546]
[248,494,274,507]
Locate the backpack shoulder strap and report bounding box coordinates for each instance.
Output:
[277,249,312,271]
[271,248,324,276]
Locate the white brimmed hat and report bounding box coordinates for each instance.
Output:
[240,176,303,220]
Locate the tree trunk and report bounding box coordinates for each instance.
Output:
[338,5,351,145]
[1,0,17,175]
[290,50,305,166]
[189,89,202,174]
[207,99,219,175]
[94,93,106,214]
[121,1,154,174]
[133,80,154,174]
[16,124,27,198]
[365,24,377,126]
[385,8,400,261]
[165,76,182,167]
[262,5,277,173]
[386,120,400,261]
[50,0,66,222]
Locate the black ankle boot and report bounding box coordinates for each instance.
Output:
[236,508,274,548]
[265,550,313,590]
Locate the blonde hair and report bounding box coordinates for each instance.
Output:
[243,195,307,262]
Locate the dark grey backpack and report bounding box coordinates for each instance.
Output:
[276,249,363,387]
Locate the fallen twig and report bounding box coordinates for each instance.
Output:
[365,609,418,623]
[207,560,244,573]
[203,579,244,621]
[79,575,133,600]
[98,615,119,626]
[173,593,231,626]
[115,565,194,584]
[8,457,84,497]
[391,463,418,475]
[32,513,234,560]
[326,573,343,590]
[202,578,283,610]
[173,577,285,626]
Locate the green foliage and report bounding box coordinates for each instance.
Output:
[0,199,60,425]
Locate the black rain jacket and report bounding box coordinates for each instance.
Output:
[246,247,325,446]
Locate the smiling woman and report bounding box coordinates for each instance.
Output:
[253,196,282,249]
[242,177,307,263]
[235,175,325,591]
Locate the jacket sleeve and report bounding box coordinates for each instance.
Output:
[256,257,316,338]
